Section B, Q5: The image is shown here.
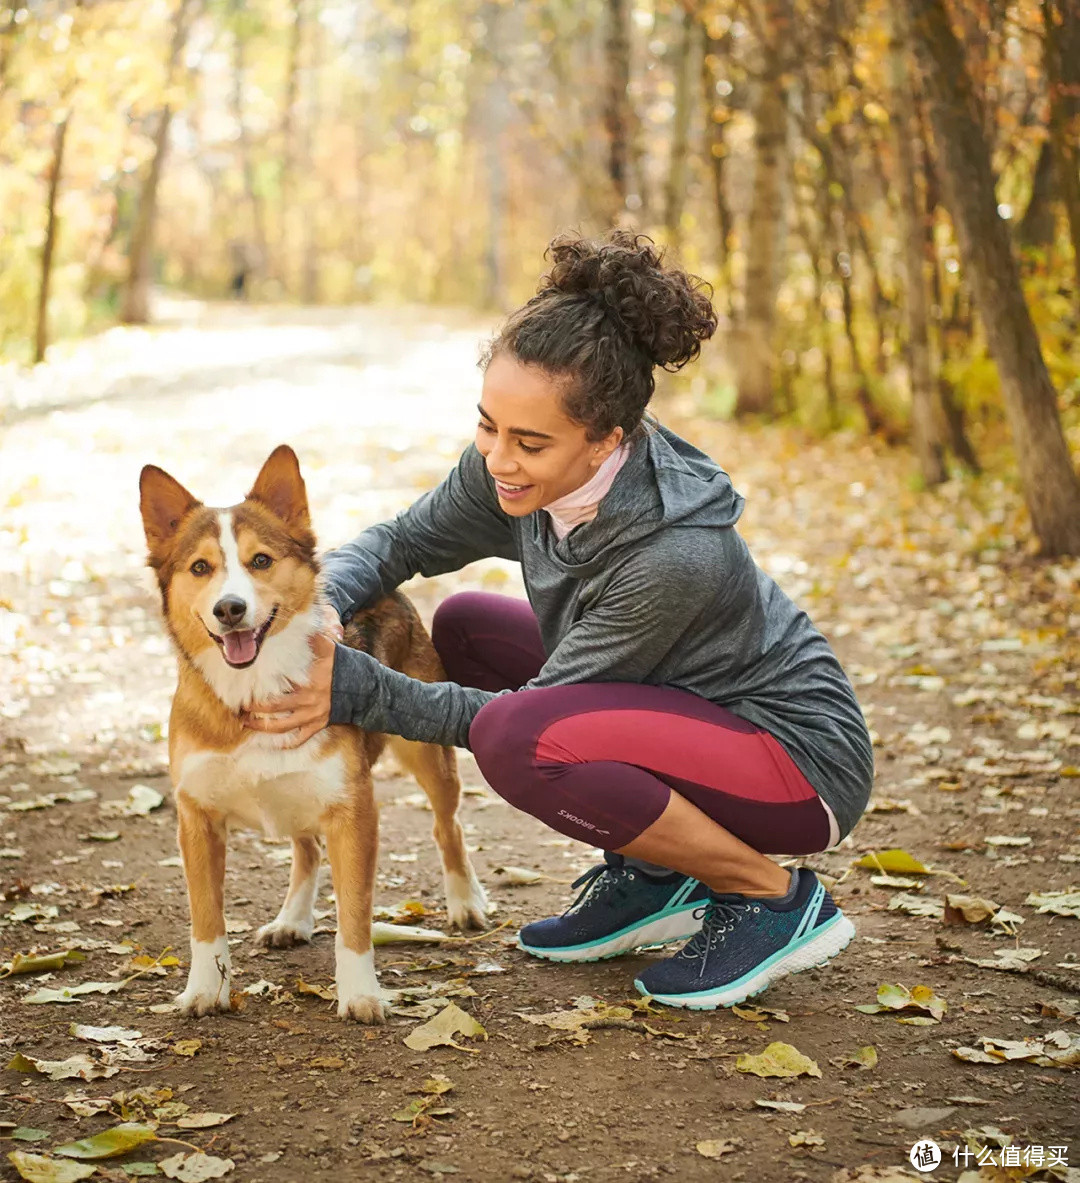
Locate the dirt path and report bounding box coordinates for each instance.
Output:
[1,303,1078,1183]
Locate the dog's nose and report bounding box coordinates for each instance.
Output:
[213,596,247,627]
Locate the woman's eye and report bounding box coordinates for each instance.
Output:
[190,560,210,576]
[477,421,495,434]
[251,553,273,570]
[519,442,543,455]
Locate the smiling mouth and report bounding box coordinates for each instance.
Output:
[209,606,278,669]
[494,480,534,496]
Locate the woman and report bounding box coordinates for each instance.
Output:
[242,231,874,1010]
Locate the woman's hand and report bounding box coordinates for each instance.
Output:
[240,625,338,748]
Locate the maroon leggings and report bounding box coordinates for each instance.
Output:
[432,592,833,855]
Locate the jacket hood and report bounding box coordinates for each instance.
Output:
[532,424,745,577]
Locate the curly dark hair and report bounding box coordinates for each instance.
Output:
[480,230,718,442]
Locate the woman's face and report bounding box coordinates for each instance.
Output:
[476,352,624,517]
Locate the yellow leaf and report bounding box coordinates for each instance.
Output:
[855,849,930,874]
[170,1040,201,1057]
[696,1138,740,1159]
[735,1041,822,1079]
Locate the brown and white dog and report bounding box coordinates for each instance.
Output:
[139,445,489,1022]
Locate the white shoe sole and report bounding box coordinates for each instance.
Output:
[518,907,704,963]
[635,913,857,1009]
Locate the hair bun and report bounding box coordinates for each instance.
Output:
[539,230,717,370]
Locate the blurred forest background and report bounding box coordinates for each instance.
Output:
[1,0,1079,551]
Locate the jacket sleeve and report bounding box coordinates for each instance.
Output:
[320,444,517,622]
[326,533,748,749]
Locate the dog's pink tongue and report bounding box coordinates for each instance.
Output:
[222,630,257,665]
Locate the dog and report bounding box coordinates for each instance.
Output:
[138,444,489,1022]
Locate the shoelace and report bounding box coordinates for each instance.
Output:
[677,897,760,970]
[564,860,631,914]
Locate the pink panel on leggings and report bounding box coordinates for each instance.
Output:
[535,709,817,804]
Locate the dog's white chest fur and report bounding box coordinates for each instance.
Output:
[176,739,348,838]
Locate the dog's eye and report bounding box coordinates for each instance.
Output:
[190,560,210,576]
[251,553,273,570]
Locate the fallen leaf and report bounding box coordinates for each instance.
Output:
[22,980,126,1004]
[11,1130,49,1143]
[843,1045,878,1070]
[735,1042,822,1079]
[1024,888,1080,919]
[695,1138,740,1159]
[492,865,545,886]
[891,1106,956,1130]
[308,1057,345,1070]
[965,941,1040,970]
[754,1099,806,1112]
[887,893,944,919]
[855,849,930,874]
[60,1097,111,1118]
[855,983,947,1022]
[70,1025,142,1043]
[953,1030,1080,1069]
[158,1152,235,1181]
[169,1041,201,1058]
[7,1151,96,1182]
[173,1114,235,1130]
[101,785,163,818]
[296,978,335,1001]
[53,1123,157,1159]
[372,922,448,945]
[789,1129,824,1147]
[732,1003,790,1023]
[404,1003,487,1053]
[6,1053,118,1082]
[1,950,85,976]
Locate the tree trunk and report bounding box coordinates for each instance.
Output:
[34,110,71,365]
[120,0,195,325]
[701,24,734,316]
[793,171,838,428]
[909,0,1080,555]
[231,4,268,289]
[480,1,508,308]
[663,5,697,255]
[734,0,787,416]
[603,0,631,225]
[279,0,304,295]
[1044,0,1080,298]
[889,5,947,485]
[1016,139,1058,251]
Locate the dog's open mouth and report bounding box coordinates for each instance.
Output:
[209,606,278,669]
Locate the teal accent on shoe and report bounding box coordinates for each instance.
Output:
[633,868,856,1009]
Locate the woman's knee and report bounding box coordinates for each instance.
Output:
[431,592,489,652]
[469,691,552,808]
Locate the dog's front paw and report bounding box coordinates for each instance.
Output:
[254,920,313,948]
[446,873,492,931]
[337,993,387,1024]
[176,986,231,1017]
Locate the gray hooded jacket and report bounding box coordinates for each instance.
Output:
[323,425,874,840]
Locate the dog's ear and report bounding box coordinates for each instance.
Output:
[248,445,310,530]
[140,465,201,554]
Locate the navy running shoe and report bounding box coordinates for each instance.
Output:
[517,853,710,962]
[634,868,855,1009]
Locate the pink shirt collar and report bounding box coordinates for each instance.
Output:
[542,443,631,540]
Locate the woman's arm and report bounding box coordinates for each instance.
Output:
[319,533,744,749]
[321,444,517,622]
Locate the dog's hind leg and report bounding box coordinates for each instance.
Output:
[388,737,490,930]
[322,792,385,1024]
[254,835,321,948]
[175,794,232,1016]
